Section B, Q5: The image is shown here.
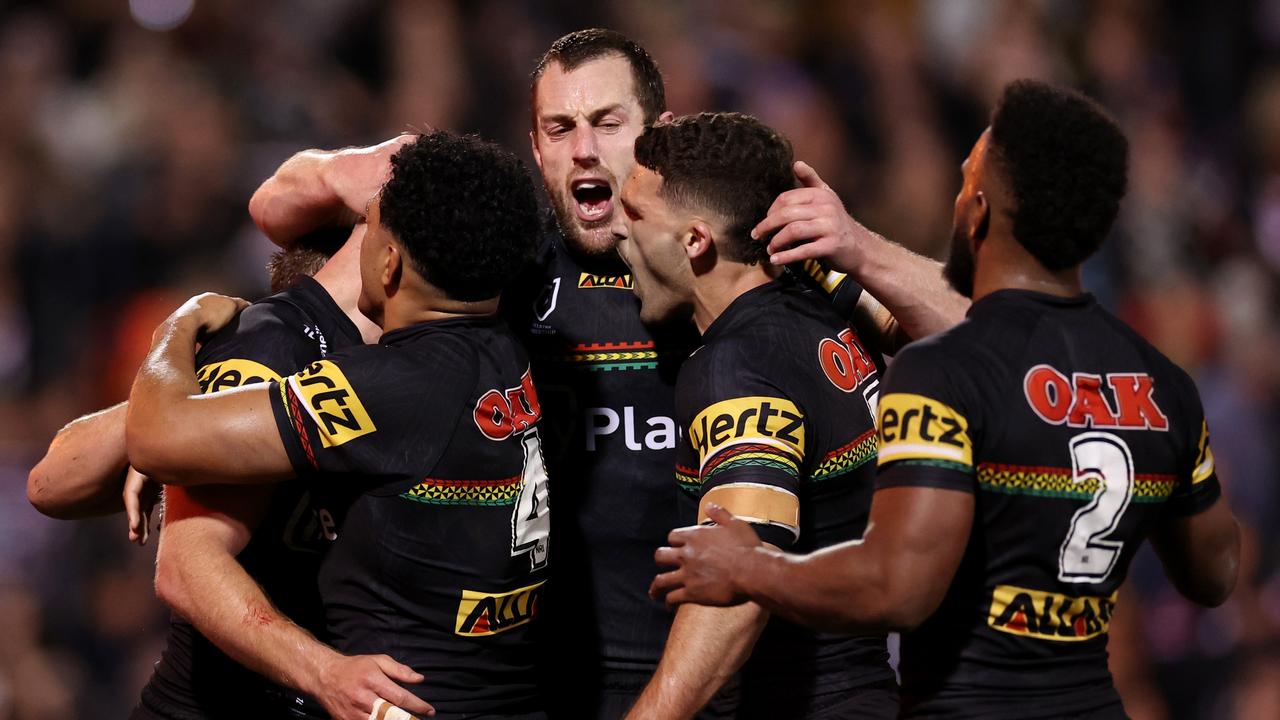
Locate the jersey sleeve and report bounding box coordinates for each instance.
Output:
[1166,371,1222,516]
[267,344,474,493]
[195,300,322,392]
[676,348,808,548]
[874,340,979,493]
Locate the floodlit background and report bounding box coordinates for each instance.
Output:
[0,1,1276,718]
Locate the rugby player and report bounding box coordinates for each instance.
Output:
[613,113,897,719]
[248,29,966,717]
[127,131,549,720]
[650,80,1241,719]
[28,231,438,720]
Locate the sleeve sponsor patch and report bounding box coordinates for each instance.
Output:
[285,359,376,448]
[689,396,805,472]
[699,482,800,540]
[876,393,973,470]
[196,358,281,394]
[1191,420,1215,485]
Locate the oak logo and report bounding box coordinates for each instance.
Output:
[988,584,1117,642]
[818,328,877,393]
[197,359,280,394]
[876,393,972,467]
[689,396,805,467]
[578,272,633,289]
[455,581,544,637]
[286,360,376,448]
[474,368,542,441]
[1023,365,1169,431]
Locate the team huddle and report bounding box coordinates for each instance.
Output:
[26,28,1239,720]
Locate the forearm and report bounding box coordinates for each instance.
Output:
[628,603,767,719]
[158,544,339,698]
[28,403,129,518]
[126,318,204,482]
[249,151,356,247]
[854,234,968,341]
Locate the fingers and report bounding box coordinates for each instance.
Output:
[372,655,424,685]
[793,160,831,190]
[124,480,143,545]
[752,188,831,238]
[654,546,681,568]
[370,684,434,718]
[664,587,690,609]
[369,695,431,720]
[649,569,683,600]
[766,221,828,257]
[703,502,737,526]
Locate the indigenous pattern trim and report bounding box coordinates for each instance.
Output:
[402,476,522,506]
[810,428,878,483]
[977,463,1176,503]
[536,341,660,372]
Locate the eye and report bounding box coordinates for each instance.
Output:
[545,125,570,139]
[597,119,622,133]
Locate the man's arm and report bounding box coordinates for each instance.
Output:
[626,602,767,720]
[28,403,129,518]
[249,135,413,247]
[653,488,973,634]
[756,161,969,347]
[1148,496,1239,607]
[156,486,433,720]
[126,294,294,486]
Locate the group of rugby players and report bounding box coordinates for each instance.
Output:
[26,27,1241,720]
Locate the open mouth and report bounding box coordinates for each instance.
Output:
[571,178,613,223]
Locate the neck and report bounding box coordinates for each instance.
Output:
[379,284,500,333]
[971,233,1084,303]
[692,262,778,335]
[313,234,381,343]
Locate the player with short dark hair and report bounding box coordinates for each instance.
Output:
[650,79,1241,719]
[617,112,897,719]
[127,131,550,720]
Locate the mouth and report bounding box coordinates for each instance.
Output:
[570,178,613,223]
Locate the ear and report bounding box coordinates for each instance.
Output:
[658,111,675,124]
[970,191,991,249]
[684,221,714,260]
[529,130,543,173]
[382,241,404,295]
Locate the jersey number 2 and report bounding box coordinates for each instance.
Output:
[1058,432,1134,583]
[511,428,550,570]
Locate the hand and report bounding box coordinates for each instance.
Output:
[166,292,249,340]
[123,467,161,546]
[649,504,763,608]
[754,161,885,276]
[312,652,434,720]
[325,134,418,218]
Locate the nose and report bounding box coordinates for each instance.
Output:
[571,125,599,167]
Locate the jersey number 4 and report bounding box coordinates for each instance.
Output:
[511,428,551,571]
[1058,432,1135,583]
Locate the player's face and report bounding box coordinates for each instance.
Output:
[614,166,695,326]
[945,130,991,298]
[358,197,391,325]
[532,55,649,262]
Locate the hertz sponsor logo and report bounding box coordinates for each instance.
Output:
[988,584,1117,642]
[689,396,805,469]
[876,393,972,468]
[196,359,280,394]
[578,272,633,289]
[286,360,375,448]
[455,581,544,637]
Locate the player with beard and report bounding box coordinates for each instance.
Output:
[247,29,967,717]
[650,80,1241,719]
[28,228,439,720]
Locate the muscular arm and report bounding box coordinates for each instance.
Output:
[1149,496,1240,607]
[627,603,767,720]
[28,403,129,518]
[249,136,413,247]
[126,297,293,486]
[654,487,974,634]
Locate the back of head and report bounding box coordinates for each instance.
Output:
[530,28,666,124]
[633,112,796,265]
[989,79,1129,270]
[379,131,540,301]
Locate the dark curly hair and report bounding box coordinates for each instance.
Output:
[989,79,1129,270]
[378,131,539,301]
[531,28,666,124]
[633,112,795,265]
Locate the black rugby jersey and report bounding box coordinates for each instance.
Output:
[137,276,362,720]
[875,290,1222,719]
[675,277,896,717]
[269,313,550,718]
[503,230,697,685]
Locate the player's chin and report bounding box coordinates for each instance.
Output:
[564,222,619,259]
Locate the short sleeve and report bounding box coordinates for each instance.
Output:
[195,301,322,391]
[676,350,807,548]
[1166,373,1222,516]
[874,341,979,493]
[268,345,473,492]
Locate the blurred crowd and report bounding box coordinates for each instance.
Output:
[0,1,1276,718]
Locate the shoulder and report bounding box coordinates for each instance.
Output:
[197,299,319,381]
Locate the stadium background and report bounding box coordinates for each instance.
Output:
[0,0,1276,718]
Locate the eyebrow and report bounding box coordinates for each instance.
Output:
[540,104,628,126]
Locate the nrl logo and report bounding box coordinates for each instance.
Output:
[534,278,560,322]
